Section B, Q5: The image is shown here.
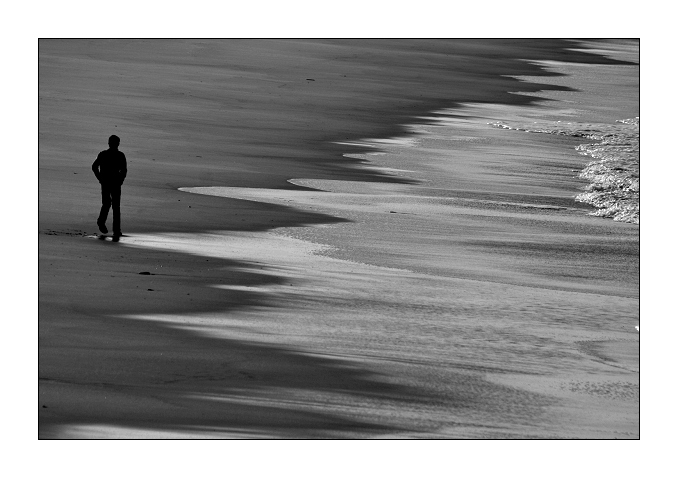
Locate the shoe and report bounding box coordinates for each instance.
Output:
[97,220,108,234]
[113,231,122,237]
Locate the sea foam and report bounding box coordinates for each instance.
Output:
[490,117,640,224]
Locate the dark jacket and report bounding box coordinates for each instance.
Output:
[92,148,127,186]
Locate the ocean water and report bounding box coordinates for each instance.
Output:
[490,117,640,224]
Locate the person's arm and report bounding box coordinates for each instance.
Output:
[92,154,102,182]
[119,152,127,185]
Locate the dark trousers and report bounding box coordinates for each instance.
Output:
[98,183,121,233]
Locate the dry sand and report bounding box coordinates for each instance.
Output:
[39,39,639,438]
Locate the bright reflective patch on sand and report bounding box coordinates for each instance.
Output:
[122,229,329,263]
[212,284,285,293]
[118,312,269,341]
[181,181,569,221]
[187,389,419,420]
[118,228,409,343]
[335,136,418,148]
[52,424,273,439]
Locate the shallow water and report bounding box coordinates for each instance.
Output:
[491,117,639,224]
[160,101,639,438]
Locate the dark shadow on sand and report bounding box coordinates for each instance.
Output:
[39,201,557,438]
[38,224,463,438]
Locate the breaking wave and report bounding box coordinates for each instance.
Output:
[490,117,639,224]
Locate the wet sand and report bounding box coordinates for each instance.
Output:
[39,39,639,438]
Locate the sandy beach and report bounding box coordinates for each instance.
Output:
[39,39,639,438]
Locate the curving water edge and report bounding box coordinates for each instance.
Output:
[490,117,640,224]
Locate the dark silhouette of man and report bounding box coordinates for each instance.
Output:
[92,135,127,236]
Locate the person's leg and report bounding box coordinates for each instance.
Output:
[97,184,111,233]
[111,185,121,235]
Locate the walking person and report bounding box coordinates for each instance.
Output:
[92,135,127,236]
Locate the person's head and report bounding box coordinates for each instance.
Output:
[108,135,120,149]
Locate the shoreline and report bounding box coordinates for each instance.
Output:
[39,39,636,235]
[39,39,638,438]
